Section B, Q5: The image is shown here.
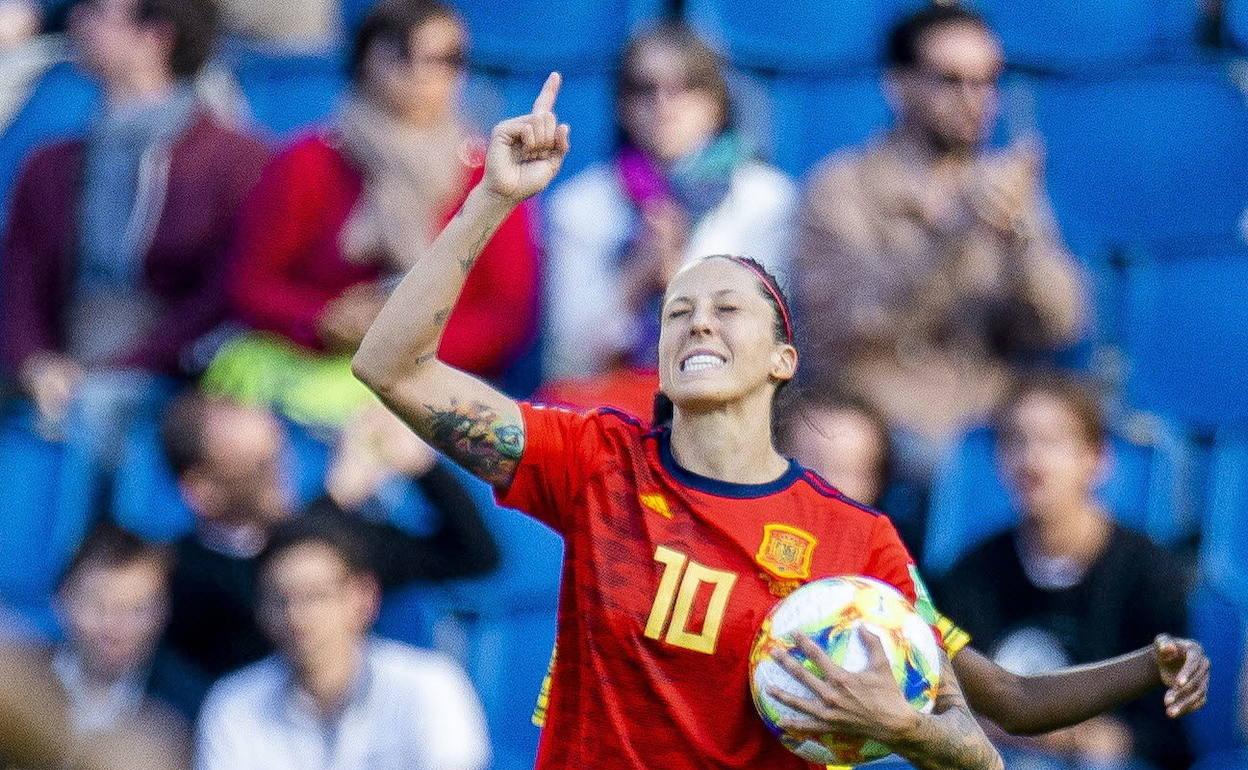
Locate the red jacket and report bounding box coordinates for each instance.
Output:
[1,113,269,375]
[228,134,540,379]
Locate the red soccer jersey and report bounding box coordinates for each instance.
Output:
[498,403,953,770]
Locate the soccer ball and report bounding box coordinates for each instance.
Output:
[749,575,942,766]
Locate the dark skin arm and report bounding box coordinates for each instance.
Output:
[954,634,1210,735]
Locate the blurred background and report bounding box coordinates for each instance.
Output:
[0,0,1247,768]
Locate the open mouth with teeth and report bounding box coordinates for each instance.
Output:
[680,353,727,373]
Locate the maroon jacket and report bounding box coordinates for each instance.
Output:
[1,112,268,376]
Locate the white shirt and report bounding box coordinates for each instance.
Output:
[544,159,797,378]
[194,638,490,770]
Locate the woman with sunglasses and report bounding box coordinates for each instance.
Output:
[209,0,538,429]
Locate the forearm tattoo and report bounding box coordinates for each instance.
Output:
[419,398,524,485]
[893,655,1004,770]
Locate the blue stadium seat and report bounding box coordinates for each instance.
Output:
[457,0,664,74]
[112,415,333,543]
[1201,429,1248,601]
[1030,65,1248,250]
[922,421,1195,575]
[464,609,558,770]
[229,49,346,137]
[0,404,96,637]
[1185,585,1248,758]
[767,73,891,178]
[0,57,100,221]
[967,0,1201,71]
[1120,247,1248,427]
[685,0,922,72]
[1225,0,1248,51]
[392,465,561,770]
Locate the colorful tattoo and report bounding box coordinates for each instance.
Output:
[421,398,524,485]
[891,654,1004,770]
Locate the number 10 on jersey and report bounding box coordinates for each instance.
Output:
[645,545,738,654]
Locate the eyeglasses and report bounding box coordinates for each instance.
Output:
[409,48,467,71]
[625,77,705,99]
[913,68,1001,91]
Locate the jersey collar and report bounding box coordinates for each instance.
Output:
[656,429,803,499]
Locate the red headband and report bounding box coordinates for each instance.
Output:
[727,257,793,345]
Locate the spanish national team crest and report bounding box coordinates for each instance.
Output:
[756,524,818,597]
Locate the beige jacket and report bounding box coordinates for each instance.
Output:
[795,133,1086,452]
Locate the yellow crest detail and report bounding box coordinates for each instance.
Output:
[755,524,817,581]
[639,493,672,519]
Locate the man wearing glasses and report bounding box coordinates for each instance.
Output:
[794,5,1086,483]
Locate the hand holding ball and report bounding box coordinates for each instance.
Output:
[749,576,943,766]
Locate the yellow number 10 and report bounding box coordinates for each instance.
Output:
[644,546,738,654]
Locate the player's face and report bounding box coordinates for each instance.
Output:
[657,258,796,413]
[258,543,378,666]
[997,392,1104,521]
[787,406,886,505]
[892,23,1003,153]
[364,13,466,126]
[620,40,725,163]
[60,560,168,681]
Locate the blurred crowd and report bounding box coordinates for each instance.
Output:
[0,1,1245,769]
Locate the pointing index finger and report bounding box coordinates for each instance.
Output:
[532,71,562,114]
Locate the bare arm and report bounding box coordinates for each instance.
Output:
[352,74,570,486]
[769,633,1002,770]
[955,635,1210,736]
[888,652,1005,770]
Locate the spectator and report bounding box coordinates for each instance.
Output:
[0,0,267,466]
[159,392,499,690]
[794,5,1085,479]
[782,393,928,555]
[194,512,491,770]
[207,0,538,429]
[0,643,183,770]
[51,523,198,744]
[543,21,796,379]
[935,373,1191,770]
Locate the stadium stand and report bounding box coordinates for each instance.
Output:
[1119,246,1248,428]
[377,465,563,770]
[967,0,1202,71]
[1224,0,1248,50]
[1185,584,1248,759]
[1031,63,1248,250]
[227,47,347,137]
[0,57,98,221]
[5,1,1248,766]
[684,0,923,72]
[764,72,890,178]
[1200,429,1248,601]
[922,422,1196,575]
[0,403,96,637]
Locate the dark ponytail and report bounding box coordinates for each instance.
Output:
[652,391,675,428]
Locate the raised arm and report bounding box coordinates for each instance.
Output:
[352,73,571,487]
[954,635,1209,735]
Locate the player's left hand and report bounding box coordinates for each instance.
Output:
[1154,634,1210,718]
[767,630,917,744]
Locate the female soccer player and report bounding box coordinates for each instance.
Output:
[354,72,1004,770]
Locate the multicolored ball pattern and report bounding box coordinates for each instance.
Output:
[749,575,942,766]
